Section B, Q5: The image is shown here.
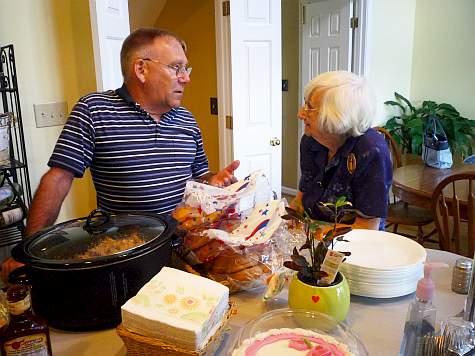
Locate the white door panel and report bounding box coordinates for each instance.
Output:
[302,0,351,83]
[89,0,130,91]
[229,0,282,196]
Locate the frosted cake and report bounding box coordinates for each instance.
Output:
[232,328,353,356]
[121,267,229,350]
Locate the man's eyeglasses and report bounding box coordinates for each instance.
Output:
[141,58,192,78]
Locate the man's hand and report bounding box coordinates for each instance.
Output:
[1,257,24,285]
[208,160,240,187]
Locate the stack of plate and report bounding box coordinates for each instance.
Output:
[334,229,427,298]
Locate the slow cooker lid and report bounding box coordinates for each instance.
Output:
[26,210,167,261]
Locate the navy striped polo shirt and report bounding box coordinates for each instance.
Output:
[48,85,209,214]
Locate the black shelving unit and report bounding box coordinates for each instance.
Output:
[0,44,31,246]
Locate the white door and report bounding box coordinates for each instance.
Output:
[301,0,351,85]
[89,0,130,91]
[297,0,353,182]
[226,0,282,196]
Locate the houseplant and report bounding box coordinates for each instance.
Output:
[384,92,475,158]
[283,197,360,321]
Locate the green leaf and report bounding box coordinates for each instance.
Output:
[335,196,349,208]
[395,92,415,112]
[438,103,459,115]
[406,119,424,130]
[323,229,334,241]
[412,135,423,155]
[384,100,406,112]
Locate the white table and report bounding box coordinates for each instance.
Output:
[49,249,467,356]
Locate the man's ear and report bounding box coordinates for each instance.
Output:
[134,59,147,83]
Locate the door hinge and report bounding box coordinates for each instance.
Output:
[222,1,230,16]
[225,115,233,129]
[302,5,306,25]
[350,16,359,29]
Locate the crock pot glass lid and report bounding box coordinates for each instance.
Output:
[27,211,167,261]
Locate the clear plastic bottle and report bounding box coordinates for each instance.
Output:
[399,262,447,356]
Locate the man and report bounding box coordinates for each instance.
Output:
[1,28,239,282]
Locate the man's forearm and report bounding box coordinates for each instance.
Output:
[25,168,74,236]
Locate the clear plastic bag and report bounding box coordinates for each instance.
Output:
[172,172,286,292]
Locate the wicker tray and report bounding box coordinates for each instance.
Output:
[117,305,233,356]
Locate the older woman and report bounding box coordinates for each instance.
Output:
[291,71,392,230]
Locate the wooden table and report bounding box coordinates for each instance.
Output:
[49,249,467,356]
[392,161,475,210]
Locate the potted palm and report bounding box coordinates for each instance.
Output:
[384,92,475,159]
[283,197,361,322]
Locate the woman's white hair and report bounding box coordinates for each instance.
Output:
[304,71,375,137]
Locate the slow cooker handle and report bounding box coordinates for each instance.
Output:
[8,265,32,285]
[84,209,111,234]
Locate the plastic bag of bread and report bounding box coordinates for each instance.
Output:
[172,170,272,231]
[175,199,287,292]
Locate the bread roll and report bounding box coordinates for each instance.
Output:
[193,239,226,263]
[210,249,256,274]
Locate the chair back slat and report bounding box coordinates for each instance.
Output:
[451,181,461,253]
[375,127,402,169]
[431,172,475,257]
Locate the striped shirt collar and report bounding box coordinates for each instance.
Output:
[115,83,177,118]
[115,83,135,105]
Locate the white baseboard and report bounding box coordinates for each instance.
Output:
[281,186,298,196]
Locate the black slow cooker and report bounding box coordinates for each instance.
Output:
[10,209,177,331]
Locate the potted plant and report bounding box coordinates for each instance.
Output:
[384,92,475,158]
[283,197,360,322]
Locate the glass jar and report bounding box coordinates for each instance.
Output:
[452,258,473,294]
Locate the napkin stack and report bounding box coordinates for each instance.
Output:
[121,267,229,350]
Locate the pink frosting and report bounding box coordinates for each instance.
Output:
[244,332,346,356]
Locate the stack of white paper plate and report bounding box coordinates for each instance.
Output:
[334,229,426,298]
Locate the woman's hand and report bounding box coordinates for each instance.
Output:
[289,191,304,214]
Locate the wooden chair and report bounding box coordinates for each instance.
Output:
[431,173,475,257]
[375,127,436,244]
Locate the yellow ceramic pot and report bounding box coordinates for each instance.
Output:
[288,272,350,322]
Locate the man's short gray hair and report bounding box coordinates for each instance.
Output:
[120,27,186,82]
[304,71,375,137]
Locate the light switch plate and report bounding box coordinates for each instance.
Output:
[34,101,68,128]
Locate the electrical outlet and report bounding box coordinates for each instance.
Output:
[34,102,68,128]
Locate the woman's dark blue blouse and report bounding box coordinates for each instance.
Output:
[299,128,393,230]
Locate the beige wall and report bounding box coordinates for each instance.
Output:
[281,0,299,190]
[411,0,475,119]
[155,0,220,172]
[366,0,417,126]
[0,0,97,223]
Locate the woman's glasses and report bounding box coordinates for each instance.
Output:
[303,102,318,113]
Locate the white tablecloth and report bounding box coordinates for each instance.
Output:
[49,249,467,356]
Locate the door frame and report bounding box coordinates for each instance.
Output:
[214,0,233,170]
[295,0,369,186]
